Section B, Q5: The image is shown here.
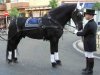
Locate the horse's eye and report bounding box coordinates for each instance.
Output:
[80,12,83,15]
[77,13,80,16]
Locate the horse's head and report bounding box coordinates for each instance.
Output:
[71,2,85,31]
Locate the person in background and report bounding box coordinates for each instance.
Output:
[29,11,33,17]
[74,9,97,74]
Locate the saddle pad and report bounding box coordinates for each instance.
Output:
[25,17,41,27]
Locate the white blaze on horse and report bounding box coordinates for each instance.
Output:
[6,2,85,68]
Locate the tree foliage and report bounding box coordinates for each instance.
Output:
[49,0,58,9]
[10,7,19,18]
[93,2,100,10]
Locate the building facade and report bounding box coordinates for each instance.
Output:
[0,0,100,21]
[0,0,100,17]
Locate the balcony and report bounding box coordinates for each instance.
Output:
[6,0,10,3]
[61,0,96,3]
[11,2,29,9]
[0,4,6,10]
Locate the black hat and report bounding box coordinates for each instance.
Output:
[84,9,96,15]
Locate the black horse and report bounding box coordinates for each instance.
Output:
[6,3,84,67]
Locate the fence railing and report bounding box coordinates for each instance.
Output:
[0,29,8,35]
[96,32,100,48]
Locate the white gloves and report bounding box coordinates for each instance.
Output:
[74,29,78,34]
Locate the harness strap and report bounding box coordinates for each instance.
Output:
[46,13,63,29]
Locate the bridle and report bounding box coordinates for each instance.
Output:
[71,8,84,30]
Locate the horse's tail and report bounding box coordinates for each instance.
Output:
[16,48,19,57]
[6,43,9,61]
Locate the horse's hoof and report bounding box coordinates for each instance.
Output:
[52,62,57,68]
[7,59,12,64]
[56,60,62,66]
[13,58,18,63]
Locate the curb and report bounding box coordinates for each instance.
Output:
[73,40,100,59]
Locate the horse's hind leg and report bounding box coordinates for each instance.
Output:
[50,38,61,67]
[12,36,22,63]
[6,34,22,63]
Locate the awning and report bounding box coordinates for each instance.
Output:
[84,3,94,9]
[62,2,95,9]
[81,3,95,9]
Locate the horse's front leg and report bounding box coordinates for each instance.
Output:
[7,49,18,63]
[50,38,61,68]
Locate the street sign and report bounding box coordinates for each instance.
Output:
[4,11,9,28]
[4,11,9,16]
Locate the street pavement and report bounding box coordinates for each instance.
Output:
[0,32,100,75]
[75,31,100,58]
[76,40,100,56]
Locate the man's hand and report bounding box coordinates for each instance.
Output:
[74,29,78,34]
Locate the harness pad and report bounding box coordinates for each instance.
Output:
[25,17,41,28]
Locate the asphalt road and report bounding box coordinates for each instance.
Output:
[0,32,100,75]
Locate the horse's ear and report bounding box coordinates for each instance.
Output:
[77,1,82,10]
[77,1,80,9]
[81,2,85,9]
[77,1,85,10]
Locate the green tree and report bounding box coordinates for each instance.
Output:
[93,2,100,10]
[10,7,19,18]
[49,0,58,9]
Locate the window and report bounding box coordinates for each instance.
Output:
[11,0,29,3]
[24,0,29,2]
[11,0,18,3]
[6,0,10,3]
[18,0,29,2]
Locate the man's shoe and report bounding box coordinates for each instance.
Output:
[82,68,88,71]
[82,69,93,74]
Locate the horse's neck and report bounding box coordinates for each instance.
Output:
[50,4,76,27]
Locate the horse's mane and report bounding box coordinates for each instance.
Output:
[49,4,76,15]
[49,4,77,26]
